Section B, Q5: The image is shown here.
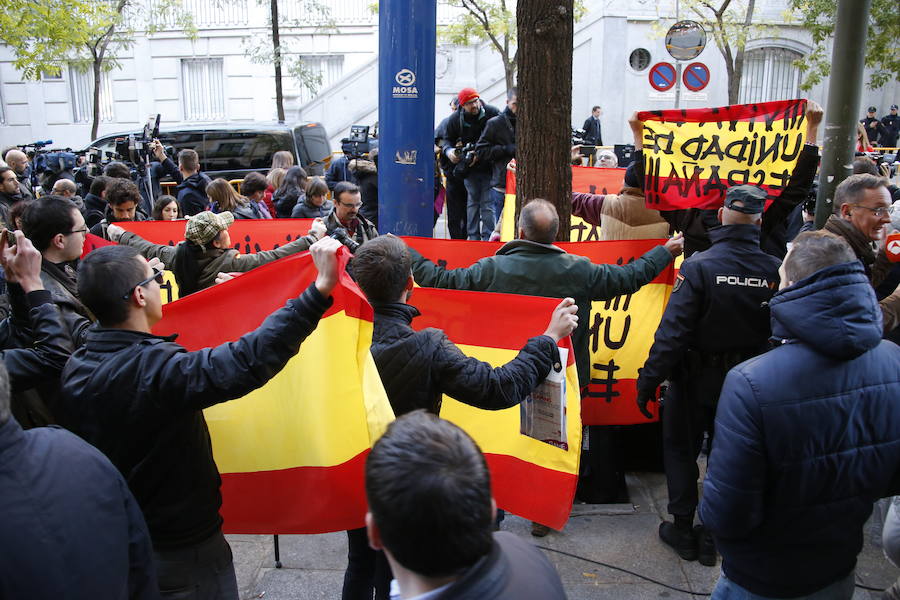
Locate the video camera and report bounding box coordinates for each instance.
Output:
[875,153,898,179]
[113,114,161,168]
[571,128,595,157]
[19,139,79,191]
[451,142,478,178]
[341,125,374,160]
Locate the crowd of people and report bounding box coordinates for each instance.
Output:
[0,86,899,600]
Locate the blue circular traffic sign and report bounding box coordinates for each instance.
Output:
[683,62,710,92]
[649,62,676,92]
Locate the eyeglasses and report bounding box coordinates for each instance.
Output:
[850,204,890,218]
[68,226,89,235]
[122,269,165,300]
[338,201,363,209]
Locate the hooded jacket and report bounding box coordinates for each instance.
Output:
[176,172,211,216]
[82,193,107,229]
[699,261,900,598]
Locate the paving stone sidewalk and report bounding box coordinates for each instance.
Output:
[229,471,897,599]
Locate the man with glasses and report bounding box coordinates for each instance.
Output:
[823,173,900,333]
[325,181,378,251]
[20,196,94,346]
[60,237,343,600]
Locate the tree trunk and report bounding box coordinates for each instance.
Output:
[516,0,574,242]
[504,59,516,91]
[271,0,285,122]
[91,58,102,140]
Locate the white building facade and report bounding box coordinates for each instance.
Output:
[0,0,896,151]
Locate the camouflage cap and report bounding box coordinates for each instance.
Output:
[724,185,767,214]
[185,211,234,245]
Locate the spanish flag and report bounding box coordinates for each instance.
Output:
[150,248,583,532]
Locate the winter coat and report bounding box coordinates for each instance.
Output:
[82,192,107,229]
[175,172,211,216]
[291,198,333,219]
[699,261,900,598]
[0,417,158,599]
[117,230,319,295]
[60,284,332,550]
[476,107,516,190]
[409,238,673,387]
[440,104,501,177]
[273,187,302,218]
[39,259,94,347]
[370,303,558,416]
[581,116,603,146]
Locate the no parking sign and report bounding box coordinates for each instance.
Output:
[648,62,677,92]
[683,62,710,92]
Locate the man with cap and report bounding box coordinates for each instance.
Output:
[107,211,326,296]
[882,104,900,149]
[862,106,886,147]
[440,87,500,240]
[635,185,782,568]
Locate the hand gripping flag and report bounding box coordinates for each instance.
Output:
[151,249,394,533]
[638,99,808,211]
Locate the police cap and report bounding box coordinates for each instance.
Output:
[724,185,767,214]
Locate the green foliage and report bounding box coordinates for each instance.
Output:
[787,0,900,90]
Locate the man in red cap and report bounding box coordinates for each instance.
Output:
[440,87,500,240]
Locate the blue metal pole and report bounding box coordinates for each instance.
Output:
[378,0,437,236]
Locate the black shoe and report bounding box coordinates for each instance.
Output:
[694,525,717,567]
[659,521,698,561]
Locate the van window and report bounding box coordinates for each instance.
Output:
[202,131,293,172]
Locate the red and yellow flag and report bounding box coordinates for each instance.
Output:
[120,218,316,251]
[638,99,808,211]
[404,237,674,425]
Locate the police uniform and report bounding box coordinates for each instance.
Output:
[636,186,781,564]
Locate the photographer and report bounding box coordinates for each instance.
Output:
[324,182,377,252]
[151,145,210,217]
[476,87,517,223]
[435,98,468,239]
[440,88,500,240]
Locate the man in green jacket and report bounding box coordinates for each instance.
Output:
[410,199,683,525]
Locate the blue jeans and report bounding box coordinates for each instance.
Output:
[711,571,855,600]
[491,188,506,226]
[464,171,495,240]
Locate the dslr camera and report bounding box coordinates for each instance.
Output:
[452,142,478,178]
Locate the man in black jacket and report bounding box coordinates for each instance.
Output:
[582,106,603,146]
[436,97,468,239]
[0,362,159,600]
[89,178,147,240]
[365,411,567,600]
[343,234,577,598]
[441,88,500,240]
[82,175,111,229]
[152,147,210,216]
[476,87,517,226]
[60,237,342,599]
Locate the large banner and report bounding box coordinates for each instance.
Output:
[502,166,626,242]
[404,237,674,425]
[638,99,808,211]
[152,249,582,532]
[121,218,316,251]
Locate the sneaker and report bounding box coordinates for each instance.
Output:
[694,524,717,566]
[659,521,698,561]
[531,522,552,537]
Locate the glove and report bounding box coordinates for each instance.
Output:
[636,388,657,420]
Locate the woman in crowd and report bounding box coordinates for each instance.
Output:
[273,166,308,218]
[271,150,294,170]
[207,178,256,220]
[291,177,333,218]
[151,195,182,221]
[241,172,274,219]
[106,211,325,297]
[264,167,285,216]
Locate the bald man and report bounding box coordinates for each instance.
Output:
[4,150,33,201]
[51,179,83,211]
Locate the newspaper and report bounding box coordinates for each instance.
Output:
[520,347,568,450]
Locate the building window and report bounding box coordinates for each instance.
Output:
[70,67,114,123]
[182,58,225,121]
[739,47,802,104]
[296,55,344,104]
[629,48,651,72]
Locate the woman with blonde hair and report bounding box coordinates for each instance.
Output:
[207,178,255,219]
[264,167,286,216]
[271,150,294,170]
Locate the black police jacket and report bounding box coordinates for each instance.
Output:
[370,302,558,416]
[60,283,331,551]
[637,224,781,395]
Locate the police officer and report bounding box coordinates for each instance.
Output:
[881,104,900,149]
[635,185,781,567]
[862,106,885,147]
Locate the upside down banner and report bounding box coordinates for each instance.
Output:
[151,248,582,532]
[638,99,808,211]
